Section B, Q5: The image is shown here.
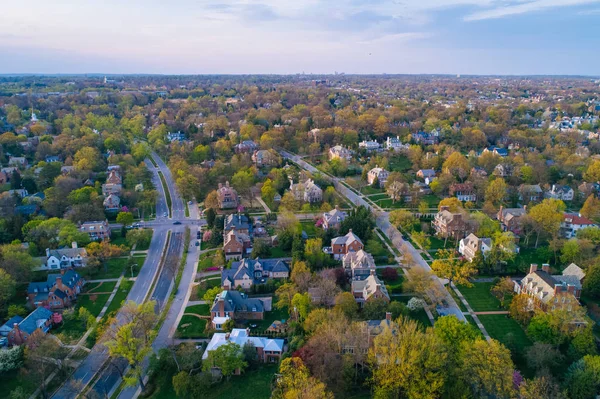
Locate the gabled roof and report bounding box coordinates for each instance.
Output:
[224,214,250,231]
[210,290,265,314]
[1,315,24,331]
[222,258,290,285]
[18,307,53,334]
[562,263,585,282]
[563,213,595,226]
[332,230,363,247]
[202,329,284,360]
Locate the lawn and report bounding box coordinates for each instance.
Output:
[110,234,131,249]
[507,247,551,276]
[134,229,153,251]
[378,270,403,294]
[367,233,396,265]
[77,293,111,317]
[195,277,221,299]
[456,283,502,312]
[251,305,287,331]
[158,171,172,215]
[388,155,412,172]
[360,185,384,195]
[395,297,432,328]
[428,235,456,250]
[186,304,210,316]
[203,365,278,399]
[300,220,319,238]
[266,246,291,259]
[104,279,134,316]
[85,281,117,293]
[198,251,224,271]
[176,316,208,338]
[82,257,129,279]
[478,314,532,352]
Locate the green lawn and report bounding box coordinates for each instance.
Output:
[507,247,552,276]
[428,235,456,250]
[77,293,111,317]
[134,229,153,251]
[251,305,287,331]
[378,270,404,294]
[203,365,278,399]
[158,171,172,216]
[360,185,384,195]
[85,281,117,293]
[82,257,129,279]
[267,246,291,259]
[110,234,131,249]
[176,316,208,338]
[104,279,134,316]
[478,314,532,352]
[198,251,224,271]
[300,220,319,238]
[388,155,412,173]
[456,283,502,312]
[395,297,432,328]
[186,304,210,316]
[196,277,221,299]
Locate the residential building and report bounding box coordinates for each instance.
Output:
[27,269,85,310]
[252,150,279,167]
[203,329,285,364]
[365,313,393,345]
[224,213,251,235]
[210,290,265,330]
[546,185,574,201]
[290,179,323,203]
[106,169,122,185]
[518,184,544,203]
[367,166,389,188]
[0,170,7,184]
[217,181,239,209]
[411,132,438,145]
[470,167,488,178]
[385,136,409,151]
[0,316,24,337]
[61,165,75,175]
[433,206,467,240]
[515,264,585,311]
[493,164,513,178]
[560,213,597,238]
[234,140,258,154]
[342,249,376,280]
[103,193,121,211]
[358,140,380,151]
[102,183,122,196]
[459,234,492,262]
[328,145,353,161]
[483,146,508,157]
[322,206,347,230]
[79,220,111,241]
[8,189,28,198]
[166,131,186,142]
[497,206,527,235]
[351,270,390,306]
[222,258,290,289]
[45,155,60,163]
[416,169,436,180]
[450,182,477,202]
[39,243,87,270]
[331,229,364,259]
[7,307,54,346]
[223,230,251,261]
[8,156,28,168]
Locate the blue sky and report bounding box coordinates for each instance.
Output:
[1,0,599,75]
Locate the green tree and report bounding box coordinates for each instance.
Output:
[272,357,334,399]
[291,292,311,320]
[583,264,600,298]
[202,286,222,304]
[232,169,255,208]
[584,160,600,183]
[362,297,389,320]
[431,250,477,286]
[334,292,358,320]
[202,343,247,381]
[0,269,16,311]
[528,199,566,247]
[580,195,600,221]
[116,212,134,227]
[389,209,417,232]
[565,355,600,399]
[485,178,508,206]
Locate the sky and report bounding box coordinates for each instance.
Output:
[1,0,599,75]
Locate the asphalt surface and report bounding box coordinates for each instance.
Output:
[279,149,465,322]
[52,152,191,399]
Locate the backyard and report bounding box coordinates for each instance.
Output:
[198,250,225,271]
[456,283,502,312]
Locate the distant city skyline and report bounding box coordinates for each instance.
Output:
[1,0,599,75]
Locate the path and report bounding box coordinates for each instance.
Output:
[255,196,272,214]
[474,311,509,315]
[450,282,491,341]
[182,313,210,320]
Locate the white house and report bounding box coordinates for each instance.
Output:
[359,140,380,151]
[385,136,409,151]
[546,185,574,201]
[202,329,285,364]
[40,244,87,270]
[459,234,491,262]
[560,213,597,238]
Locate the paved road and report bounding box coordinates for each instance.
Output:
[52,152,193,399]
[279,149,465,322]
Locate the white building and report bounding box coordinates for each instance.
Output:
[546,185,574,201]
[367,166,389,188]
[459,234,491,262]
[560,213,597,238]
[359,140,380,152]
[385,136,409,151]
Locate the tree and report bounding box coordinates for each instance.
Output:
[525,342,563,374]
[74,146,102,171]
[204,191,219,210]
[126,229,153,249]
[443,152,470,180]
[291,261,312,292]
[0,243,40,282]
[261,179,276,203]
[339,206,375,242]
[86,241,126,274]
[431,251,477,286]
[565,355,600,399]
[334,292,358,319]
[275,283,298,310]
[0,269,16,311]
[369,316,447,399]
[362,297,388,320]
[583,264,600,298]
[490,277,514,308]
[116,212,134,227]
[459,339,515,399]
[438,197,463,212]
[485,178,508,206]
[584,160,600,183]
[7,304,27,318]
[412,231,431,250]
[78,307,96,330]
[304,238,326,269]
[509,294,536,326]
[280,191,299,211]
[0,345,23,373]
[519,376,566,399]
[202,286,222,304]
[528,199,566,247]
[202,343,247,381]
[232,169,255,208]
[580,195,600,221]
[272,357,334,399]
[25,334,66,399]
[291,292,311,320]
[172,371,211,399]
[433,315,479,355]
[389,209,417,232]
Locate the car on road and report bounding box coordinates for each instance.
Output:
[188,200,193,205]
[163,212,168,217]
[173,221,182,225]
[195,241,200,246]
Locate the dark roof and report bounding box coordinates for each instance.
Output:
[533,270,557,288]
[224,214,251,231]
[1,315,24,330]
[28,270,83,294]
[16,205,39,216]
[210,290,264,314]
[223,258,290,286]
[18,307,53,334]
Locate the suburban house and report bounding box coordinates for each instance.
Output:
[8,156,28,168]
[365,312,393,345]
[497,206,527,235]
[166,131,186,142]
[79,220,111,241]
[103,193,121,211]
[27,269,85,310]
[106,169,122,185]
[416,169,436,180]
[450,182,477,202]
[519,184,544,203]
[223,230,252,261]
[515,264,585,311]
[217,182,239,209]
[102,182,122,196]
[222,258,290,290]
[351,270,390,306]
[459,234,492,262]
[433,207,467,240]
[358,140,380,151]
[483,146,508,157]
[7,307,54,346]
[330,230,364,259]
[45,155,61,163]
[470,167,488,178]
[203,329,285,364]
[411,131,438,145]
[291,179,323,203]
[367,166,389,188]
[342,249,376,280]
[322,206,347,230]
[493,164,513,178]
[546,185,574,201]
[0,316,24,338]
[252,150,279,167]
[329,145,353,161]
[224,214,251,235]
[8,189,28,198]
[560,213,597,238]
[234,140,259,154]
[39,244,87,270]
[385,136,409,151]
[210,290,265,330]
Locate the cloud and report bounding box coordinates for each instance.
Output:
[464,0,600,21]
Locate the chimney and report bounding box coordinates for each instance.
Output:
[246,328,250,336]
[226,181,230,187]
[385,312,392,321]
[56,276,62,287]
[335,205,339,210]
[348,229,353,233]
[542,264,550,273]
[71,242,77,249]
[552,184,556,192]
[529,264,538,274]
[440,206,449,212]
[567,285,575,294]
[499,205,503,215]
[554,285,563,295]
[60,269,65,275]
[523,205,527,211]
[218,297,225,315]
[46,248,50,257]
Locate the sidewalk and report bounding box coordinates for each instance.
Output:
[450,282,491,341]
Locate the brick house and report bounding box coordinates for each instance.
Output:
[351,270,390,306]
[217,181,239,209]
[7,307,54,346]
[331,229,364,259]
[450,182,477,202]
[210,290,265,330]
[252,150,279,167]
[515,264,584,311]
[432,206,467,240]
[202,329,285,364]
[79,220,111,241]
[106,169,122,185]
[223,230,251,261]
[367,166,389,188]
[222,258,290,290]
[497,206,527,235]
[27,270,85,310]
